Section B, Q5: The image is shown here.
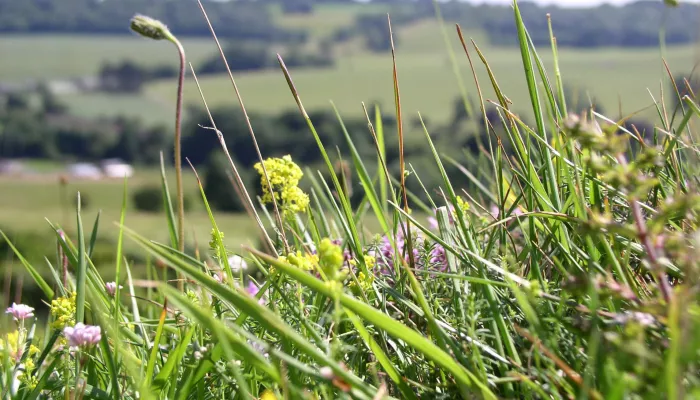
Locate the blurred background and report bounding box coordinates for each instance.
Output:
[0,0,698,298]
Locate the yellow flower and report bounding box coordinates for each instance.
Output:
[280,251,317,272]
[254,155,309,217]
[349,271,375,292]
[259,389,277,400]
[456,196,470,213]
[0,330,21,361]
[50,292,77,329]
[318,238,343,279]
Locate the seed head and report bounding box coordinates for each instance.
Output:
[130,14,172,41]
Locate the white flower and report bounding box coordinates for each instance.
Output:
[227,255,248,273]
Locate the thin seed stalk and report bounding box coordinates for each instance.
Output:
[173,38,186,253]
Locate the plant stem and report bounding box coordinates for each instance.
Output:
[171,38,186,254]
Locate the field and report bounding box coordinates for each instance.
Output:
[2,17,697,127]
[0,169,259,272]
[1,8,698,268]
[146,21,699,124]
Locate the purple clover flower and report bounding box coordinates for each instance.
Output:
[429,244,449,272]
[246,281,266,305]
[63,323,101,348]
[105,282,122,297]
[5,303,34,321]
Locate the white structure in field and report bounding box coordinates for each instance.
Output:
[100,159,134,178]
[68,163,103,180]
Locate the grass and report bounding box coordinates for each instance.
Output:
[271,3,395,39]
[145,21,698,124]
[0,170,258,270]
[0,35,215,82]
[1,2,699,399]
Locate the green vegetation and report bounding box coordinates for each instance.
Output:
[147,32,696,123]
[0,35,214,82]
[1,1,699,399]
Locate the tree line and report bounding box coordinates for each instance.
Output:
[0,80,664,212]
[0,0,696,49]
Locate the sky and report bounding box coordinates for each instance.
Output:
[468,0,699,7]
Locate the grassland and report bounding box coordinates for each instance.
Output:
[147,21,700,123]
[0,35,216,82]
[0,169,259,271]
[2,18,696,127]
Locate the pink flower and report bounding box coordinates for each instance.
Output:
[5,303,34,321]
[246,281,266,305]
[105,282,122,297]
[63,323,101,347]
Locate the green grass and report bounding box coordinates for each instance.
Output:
[0,35,215,82]
[0,170,258,269]
[271,3,395,39]
[146,21,698,123]
[1,2,699,399]
[60,92,174,127]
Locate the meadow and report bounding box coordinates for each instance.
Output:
[0,1,698,399]
[2,19,697,127]
[0,170,258,272]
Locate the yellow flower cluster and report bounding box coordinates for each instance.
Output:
[318,238,343,280]
[0,330,21,361]
[50,292,77,329]
[254,155,309,217]
[456,196,470,213]
[278,250,318,272]
[350,271,375,292]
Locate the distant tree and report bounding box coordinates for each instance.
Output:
[203,152,250,213]
[99,61,146,93]
[282,0,314,14]
[37,84,67,115]
[5,93,30,111]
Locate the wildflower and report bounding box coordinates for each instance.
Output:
[374,225,424,274]
[227,254,248,273]
[0,330,21,361]
[246,281,259,297]
[318,238,344,280]
[280,251,318,272]
[209,228,224,251]
[613,311,656,328]
[320,366,334,379]
[63,323,101,348]
[105,282,122,297]
[246,281,266,305]
[349,271,375,292]
[260,389,278,400]
[50,292,77,329]
[6,303,34,321]
[254,155,309,217]
[429,244,449,271]
[455,196,470,213]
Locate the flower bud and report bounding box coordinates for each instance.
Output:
[130,14,172,41]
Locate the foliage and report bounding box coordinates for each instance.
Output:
[203,152,250,213]
[132,185,192,213]
[1,2,700,400]
[99,60,177,93]
[0,0,302,41]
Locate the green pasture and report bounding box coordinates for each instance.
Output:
[0,35,215,82]
[146,21,698,124]
[0,169,259,271]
